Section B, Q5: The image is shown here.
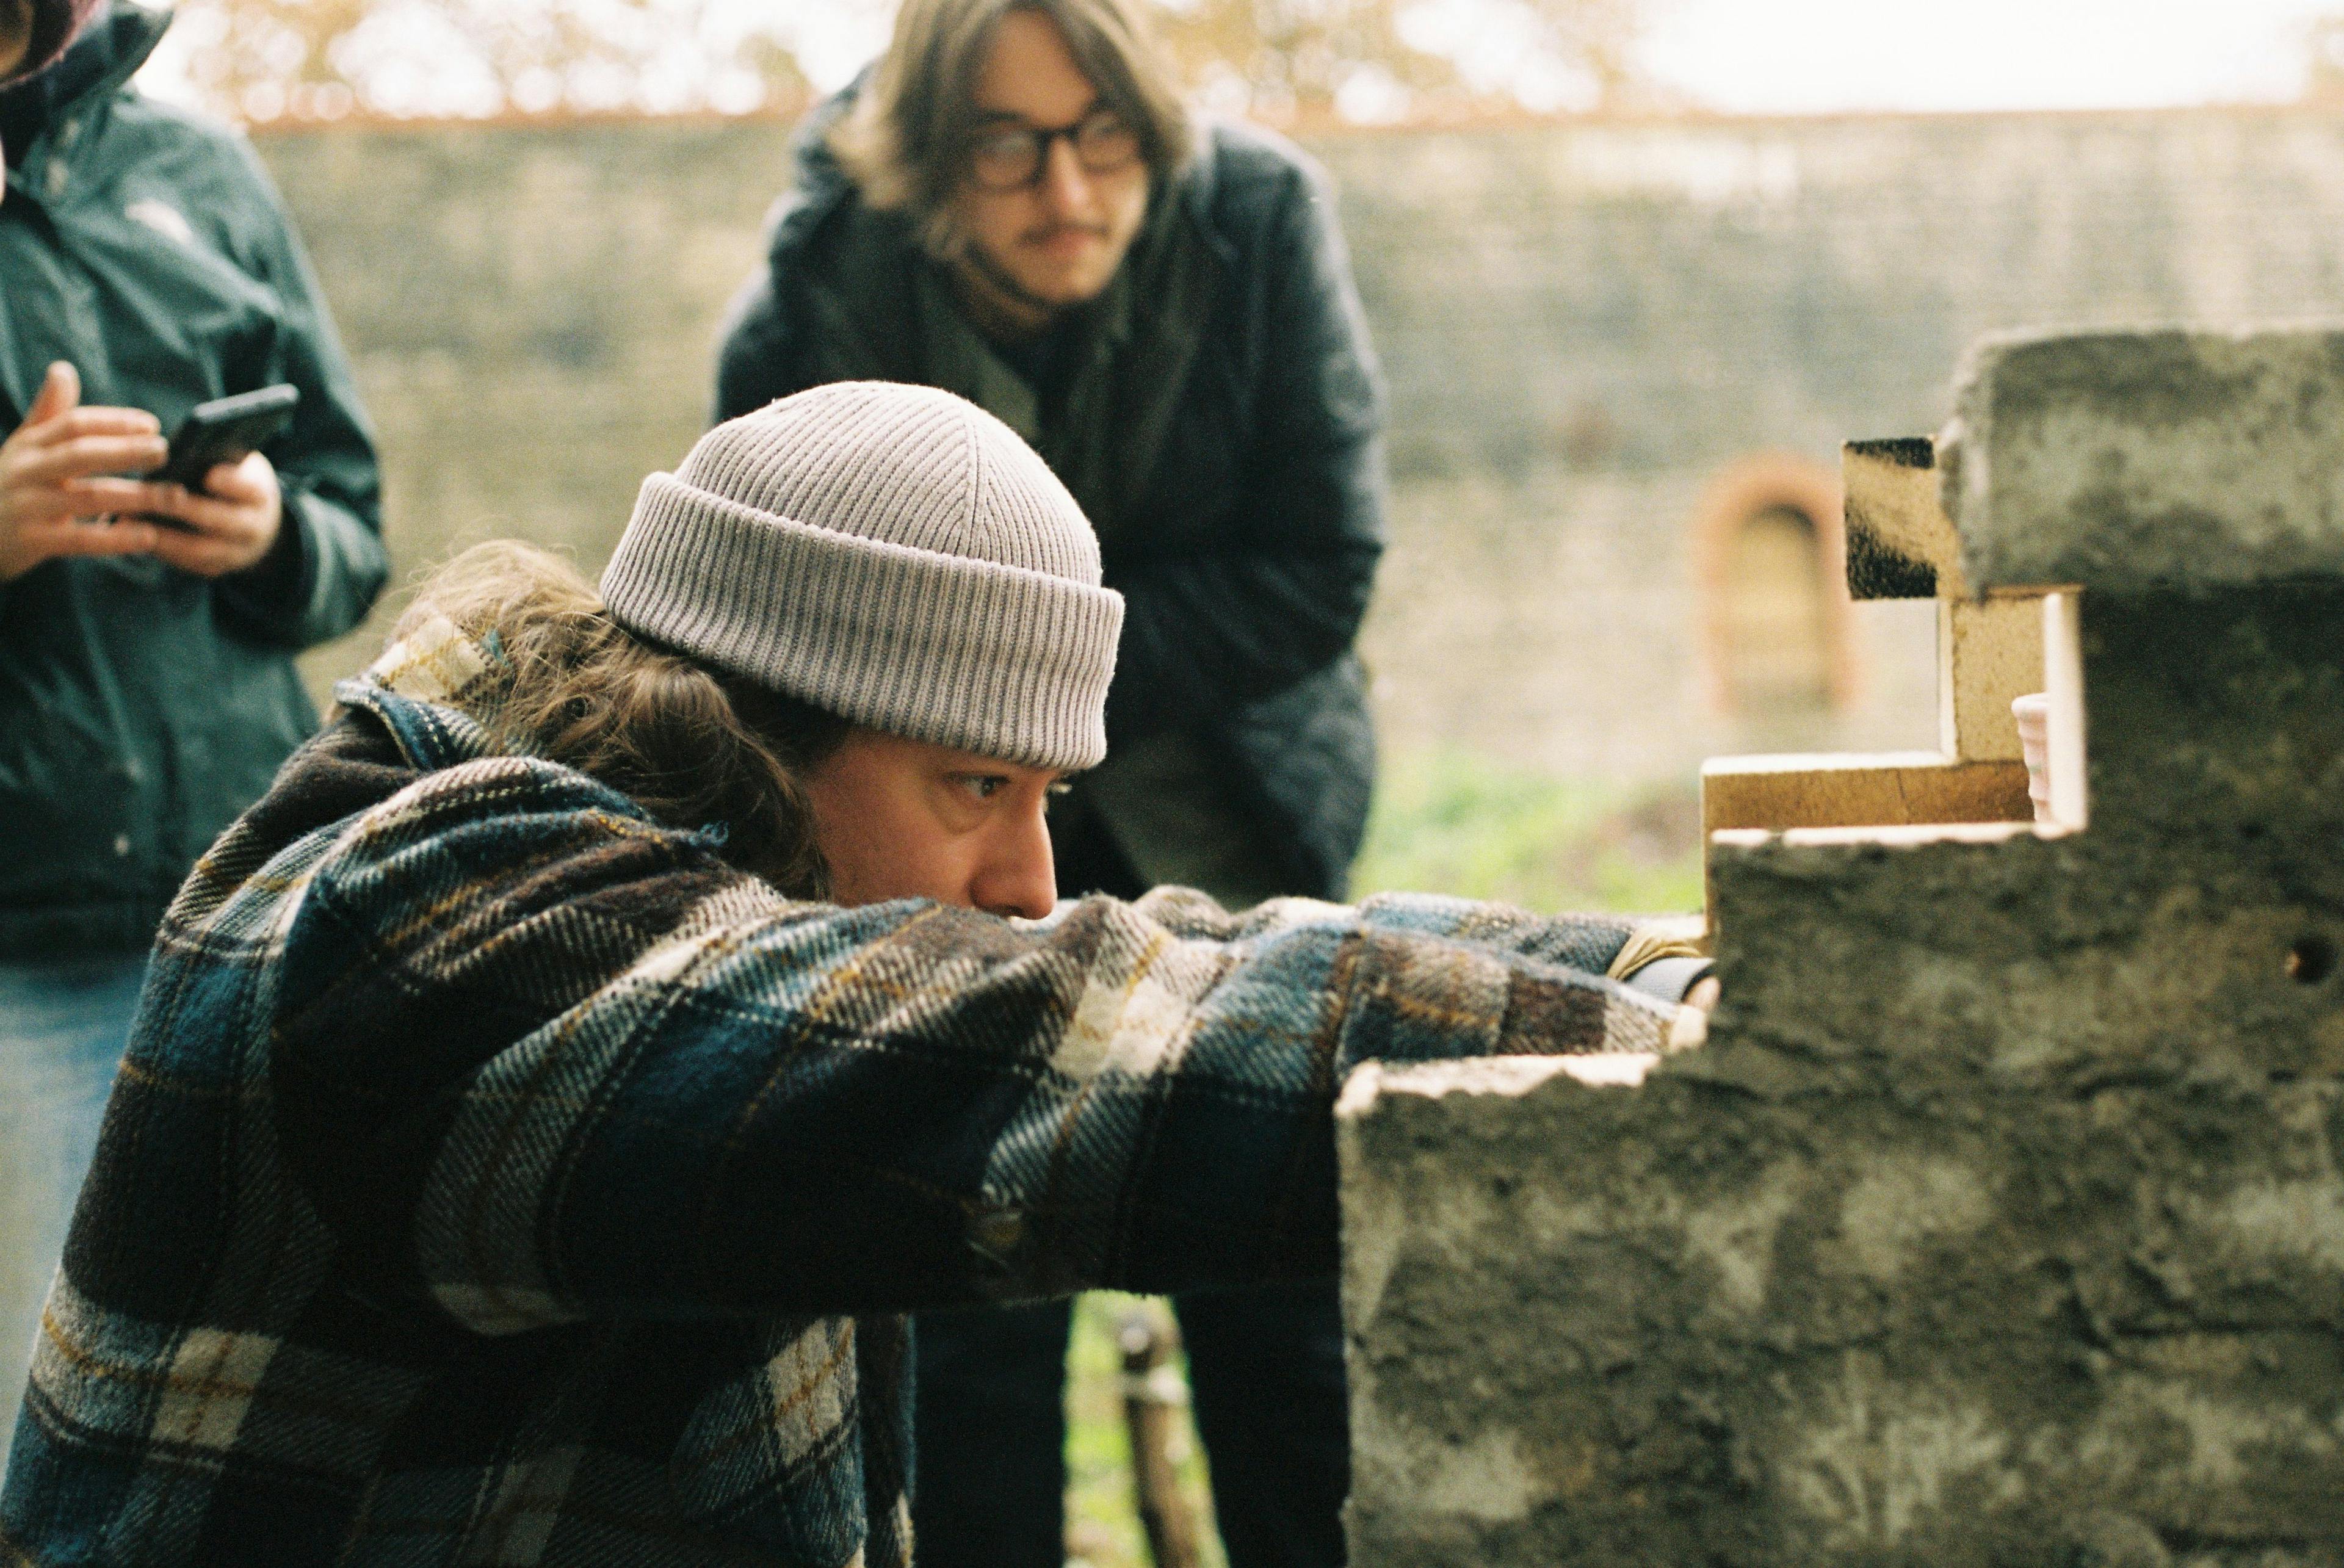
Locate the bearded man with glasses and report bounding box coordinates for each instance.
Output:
[717,2,1387,1565]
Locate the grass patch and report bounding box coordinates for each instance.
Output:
[1352,749,1704,917]
[1065,1295,1226,1568]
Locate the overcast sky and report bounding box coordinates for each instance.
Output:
[136,0,2344,118]
[1630,0,2331,113]
[788,0,2344,114]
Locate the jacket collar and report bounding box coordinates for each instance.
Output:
[331,616,701,850]
[2,3,170,187]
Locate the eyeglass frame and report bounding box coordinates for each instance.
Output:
[963,107,1143,192]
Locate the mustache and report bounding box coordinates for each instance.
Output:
[1019,222,1110,245]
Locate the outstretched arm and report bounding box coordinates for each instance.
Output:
[266,750,1679,1332]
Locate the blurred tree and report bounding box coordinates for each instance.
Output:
[148,0,1657,123]
[156,0,848,120]
[2307,14,2344,105]
[1154,0,1657,120]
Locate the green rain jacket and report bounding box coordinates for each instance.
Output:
[0,4,386,958]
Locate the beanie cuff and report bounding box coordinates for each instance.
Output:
[602,472,1123,771]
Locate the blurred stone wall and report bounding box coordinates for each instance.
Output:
[258,106,2344,782]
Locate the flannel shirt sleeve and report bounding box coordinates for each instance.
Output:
[267,761,1677,1333]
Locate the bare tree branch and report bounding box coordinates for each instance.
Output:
[154,0,1657,123]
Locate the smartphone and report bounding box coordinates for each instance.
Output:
[148,384,300,491]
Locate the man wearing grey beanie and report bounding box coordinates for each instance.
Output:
[2,381,1707,1567]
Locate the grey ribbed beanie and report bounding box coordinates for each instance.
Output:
[600,382,1123,771]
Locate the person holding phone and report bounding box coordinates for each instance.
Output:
[0,0,385,1466]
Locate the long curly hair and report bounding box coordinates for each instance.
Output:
[383,541,849,898]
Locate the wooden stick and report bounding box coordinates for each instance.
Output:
[1117,1306,1201,1568]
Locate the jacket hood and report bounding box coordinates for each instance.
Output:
[37,1,167,106]
[13,0,106,82]
[762,73,865,270]
[0,1,167,158]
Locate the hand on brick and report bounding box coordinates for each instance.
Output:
[1663,974,1719,1050]
[0,361,169,583]
[143,450,284,579]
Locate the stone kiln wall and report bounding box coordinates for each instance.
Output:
[258,106,2344,778]
[1337,325,2344,1564]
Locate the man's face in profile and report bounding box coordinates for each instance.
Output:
[949,7,1151,317]
[800,728,1065,922]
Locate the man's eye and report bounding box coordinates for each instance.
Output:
[970,131,1038,173]
[1075,111,1134,151]
[955,775,1008,800]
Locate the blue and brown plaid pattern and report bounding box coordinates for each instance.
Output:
[1,652,1677,1566]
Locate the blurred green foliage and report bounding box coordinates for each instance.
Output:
[1065,1295,1228,1568]
[1351,748,1704,916]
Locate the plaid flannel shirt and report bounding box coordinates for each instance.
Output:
[0,636,1680,1567]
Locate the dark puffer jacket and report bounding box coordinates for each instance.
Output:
[716,97,1385,899]
[0,5,387,957]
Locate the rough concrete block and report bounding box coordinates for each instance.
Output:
[1347,319,2344,1563]
[1347,583,2344,1564]
[1947,323,2344,593]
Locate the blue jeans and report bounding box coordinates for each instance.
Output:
[0,953,147,1470]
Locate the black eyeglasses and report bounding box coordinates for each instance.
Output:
[966,109,1141,191]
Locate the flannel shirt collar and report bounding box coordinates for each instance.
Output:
[332,610,504,775]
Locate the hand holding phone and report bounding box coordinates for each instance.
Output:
[139,386,295,577]
[148,385,299,494]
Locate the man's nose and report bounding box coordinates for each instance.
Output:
[974,801,1058,921]
[1036,136,1094,217]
